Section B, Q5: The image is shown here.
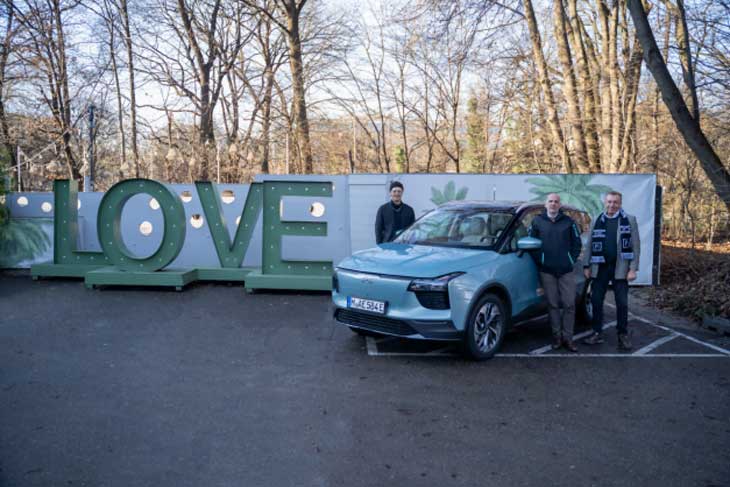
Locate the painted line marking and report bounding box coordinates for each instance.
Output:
[366,336,378,355]
[364,307,730,358]
[605,303,730,356]
[633,333,679,355]
[366,348,728,358]
[529,321,616,355]
[496,353,728,358]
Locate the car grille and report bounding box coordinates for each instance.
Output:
[414,291,450,310]
[335,309,418,336]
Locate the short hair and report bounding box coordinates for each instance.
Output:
[389,181,404,191]
[546,193,561,202]
[605,191,622,201]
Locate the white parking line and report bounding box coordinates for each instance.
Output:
[633,333,679,355]
[365,347,729,358]
[365,306,730,358]
[605,303,730,356]
[529,321,617,355]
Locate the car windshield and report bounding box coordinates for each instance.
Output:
[394,208,514,248]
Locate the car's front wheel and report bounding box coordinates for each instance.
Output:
[464,293,507,360]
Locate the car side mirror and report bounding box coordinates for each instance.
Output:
[516,237,541,257]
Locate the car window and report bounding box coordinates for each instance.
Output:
[396,208,514,249]
[509,208,542,251]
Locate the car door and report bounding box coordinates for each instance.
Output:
[500,208,546,320]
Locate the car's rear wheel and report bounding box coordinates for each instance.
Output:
[577,280,593,326]
[464,293,507,360]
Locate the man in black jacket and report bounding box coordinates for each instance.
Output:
[529,193,583,352]
[375,181,416,244]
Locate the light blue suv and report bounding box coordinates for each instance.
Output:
[332,201,592,360]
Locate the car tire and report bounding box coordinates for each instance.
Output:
[463,293,508,361]
[576,280,593,326]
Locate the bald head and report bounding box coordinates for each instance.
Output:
[545,193,561,218]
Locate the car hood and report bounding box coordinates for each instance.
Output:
[337,243,499,278]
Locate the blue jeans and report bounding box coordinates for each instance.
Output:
[591,263,629,336]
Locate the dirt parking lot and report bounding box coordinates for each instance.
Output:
[1,272,729,487]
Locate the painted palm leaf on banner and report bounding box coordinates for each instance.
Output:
[526,175,613,217]
[430,180,469,206]
[0,218,51,267]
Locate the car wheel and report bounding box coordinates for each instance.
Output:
[577,280,593,326]
[464,293,507,360]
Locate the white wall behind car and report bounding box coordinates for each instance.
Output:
[2,173,658,285]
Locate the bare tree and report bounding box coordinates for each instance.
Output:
[628,0,730,210]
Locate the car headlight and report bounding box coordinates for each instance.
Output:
[407,272,465,292]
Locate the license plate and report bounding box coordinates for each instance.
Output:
[348,296,386,314]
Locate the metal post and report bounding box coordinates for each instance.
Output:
[88,104,95,191]
[16,146,21,191]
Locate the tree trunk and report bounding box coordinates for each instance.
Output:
[120,0,139,178]
[553,0,588,172]
[619,36,643,172]
[673,0,699,121]
[0,5,16,169]
[567,0,600,172]
[627,0,730,211]
[523,0,572,172]
[107,20,127,178]
[283,3,313,173]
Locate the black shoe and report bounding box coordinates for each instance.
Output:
[551,337,562,350]
[584,332,604,345]
[618,334,633,351]
[564,340,578,353]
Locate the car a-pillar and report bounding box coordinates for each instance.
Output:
[84,178,192,290]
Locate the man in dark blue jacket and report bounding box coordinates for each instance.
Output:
[529,193,583,352]
[375,181,416,244]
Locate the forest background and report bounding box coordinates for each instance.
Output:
[0,0,728,318]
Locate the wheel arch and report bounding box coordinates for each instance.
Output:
[468,282,513,325]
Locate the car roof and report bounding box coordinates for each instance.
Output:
[437,200,585,214]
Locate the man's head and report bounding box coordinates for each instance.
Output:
[545,193,561,216]
[604,191,622,216]
[389,181,404,204]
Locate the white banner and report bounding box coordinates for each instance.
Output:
[349,174,657,285]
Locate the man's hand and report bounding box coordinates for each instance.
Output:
[627,269,637,282]
[583,268,591,279]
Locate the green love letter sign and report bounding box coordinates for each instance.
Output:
[97,179,185,271]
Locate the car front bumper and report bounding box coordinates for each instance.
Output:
[333,307,462,341]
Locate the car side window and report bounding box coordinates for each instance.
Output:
[509,209,542,251]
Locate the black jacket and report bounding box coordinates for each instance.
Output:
[375,201,416,244]
[528,210,582,276]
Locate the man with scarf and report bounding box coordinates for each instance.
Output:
[528,193,583,352]
[375,181,416,244]
[583,191,641,350]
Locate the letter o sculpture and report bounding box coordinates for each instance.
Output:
[97,179,186,271]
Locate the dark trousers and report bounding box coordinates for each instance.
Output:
[591,263,629,336]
